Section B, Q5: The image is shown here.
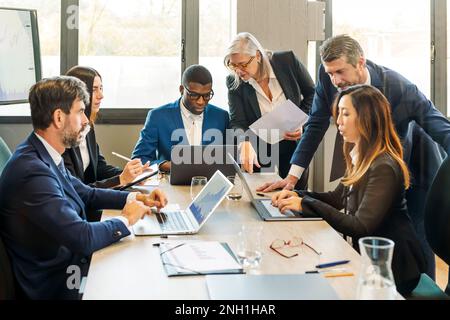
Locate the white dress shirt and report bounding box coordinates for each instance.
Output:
[288,69,371,179]
[34,132,135,227]
[247,63,287,115]
[180,100,204,145]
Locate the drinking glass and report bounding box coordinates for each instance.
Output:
[226,175,243,201]
[236,225,263,270]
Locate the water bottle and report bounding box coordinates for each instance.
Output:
[356,236,397,300]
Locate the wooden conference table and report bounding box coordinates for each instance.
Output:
[82,173,367,300]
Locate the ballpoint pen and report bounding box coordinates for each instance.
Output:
[315,260,350,269]
[112,152,132,162]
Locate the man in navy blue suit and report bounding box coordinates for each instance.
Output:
[132,64,230,172]
[0,76,167,299]
[259,35,450,279]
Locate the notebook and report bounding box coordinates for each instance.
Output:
[206,274,339,300]
[132,170,233,235]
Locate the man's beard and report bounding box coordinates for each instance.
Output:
[62,124,88,148]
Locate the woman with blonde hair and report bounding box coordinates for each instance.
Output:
[272,85,426,295]
[224,32,315,188]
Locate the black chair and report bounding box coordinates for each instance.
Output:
[0,235,15,299]
[409,156,450,299]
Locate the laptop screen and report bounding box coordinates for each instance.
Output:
[189,171,232,225]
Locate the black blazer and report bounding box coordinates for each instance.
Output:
[62,127,122,189]
[297,154,427,295]
[227,51,315,181]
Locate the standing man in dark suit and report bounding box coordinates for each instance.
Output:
[0,77,167,299]
[259,34,450,279]
[225,32,315,187]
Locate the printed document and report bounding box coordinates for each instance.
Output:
[249,99,309,144]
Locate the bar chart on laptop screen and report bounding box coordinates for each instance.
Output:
[0,9,37,103]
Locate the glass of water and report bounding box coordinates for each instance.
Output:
[190,176,207,200]
[226,175,243,201]
[236,225,263,271]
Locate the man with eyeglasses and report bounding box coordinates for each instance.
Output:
[132,64,230,172]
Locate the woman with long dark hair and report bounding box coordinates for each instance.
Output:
[272,85,427,295]
[62,66,148,189]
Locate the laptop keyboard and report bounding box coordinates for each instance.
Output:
[156,211,191,231]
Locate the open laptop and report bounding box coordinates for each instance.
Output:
[133,170,233,236]
[169,145,238,185]
[227,153,322,221]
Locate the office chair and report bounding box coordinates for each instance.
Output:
[0,235,15,300]
[0,137,12,175]
[409,156,450,299]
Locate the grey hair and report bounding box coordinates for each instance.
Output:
[319,34,364,67]
[224,32,272,90]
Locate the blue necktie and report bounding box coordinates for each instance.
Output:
[57,160,69,180]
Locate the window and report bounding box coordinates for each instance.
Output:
[78,0,182,108]
[0,0,60,78]
[333,0,431,98]
[199,0,236,110]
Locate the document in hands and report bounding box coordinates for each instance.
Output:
[249,99,309,144]
[159,241,244,276]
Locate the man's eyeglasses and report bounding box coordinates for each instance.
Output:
[270,237,321,259]
[227,56,255,71]
[183,87,214,101]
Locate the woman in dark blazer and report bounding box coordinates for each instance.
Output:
[272,85,427,296]
[62,66,148,188]
[224,32,315,189]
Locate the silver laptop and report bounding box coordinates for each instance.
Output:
[227,153,322,221]
[133,170,233,235]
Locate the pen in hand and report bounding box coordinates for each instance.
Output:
[112,152,132,162]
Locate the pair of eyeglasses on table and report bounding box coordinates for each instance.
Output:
[270,236,322,259]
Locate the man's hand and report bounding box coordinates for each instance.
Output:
[271,190,302,213]
[257,174,298,192]
[239,141,260,174]
[283,128,302,141]
[121,200,151,226]
[136,188,168,212]
[120,159,151,185]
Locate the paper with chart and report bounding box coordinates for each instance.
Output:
[249,99,309,144]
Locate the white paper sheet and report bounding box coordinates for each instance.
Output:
[164,241,242,273]
[249,99,309,144]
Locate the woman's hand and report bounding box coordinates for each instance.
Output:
[119,159,150,185]
[283,128,302,141]
[239,141,261,174]
[271,190,302,213]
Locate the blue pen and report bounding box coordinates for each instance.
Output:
[315,260,350,269]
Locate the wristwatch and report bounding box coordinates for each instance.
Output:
[158,160,170,173]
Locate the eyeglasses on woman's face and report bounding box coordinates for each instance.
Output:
[270,236,321,258]
[227,56,255,71]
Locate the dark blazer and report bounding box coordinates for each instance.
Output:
[297,154,427,295]
[132,99,230,165]
[0,133,130,299]
[62,127,122,189]
[227,51,315,181]
[290,60,450,277]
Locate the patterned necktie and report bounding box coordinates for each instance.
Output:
[57,160,69,180]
